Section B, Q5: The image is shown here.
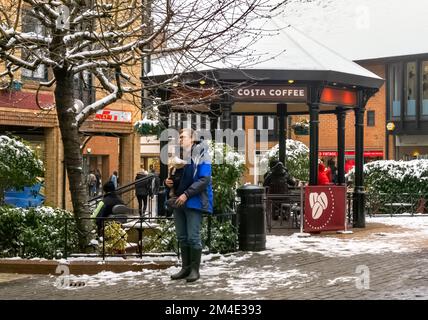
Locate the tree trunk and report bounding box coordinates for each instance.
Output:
[54,69,93,251]
[0,187,4,206]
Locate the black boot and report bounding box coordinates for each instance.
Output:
[186,247,202,283]
[171,245,191,280]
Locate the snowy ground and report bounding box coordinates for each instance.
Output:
[48,216,428,295]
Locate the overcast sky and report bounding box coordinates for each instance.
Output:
[279,0,428,60]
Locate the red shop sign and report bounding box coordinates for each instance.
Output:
[318,151,384,157]
[304,185,347,233]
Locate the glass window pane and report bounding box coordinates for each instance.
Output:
[367,111,375,127]
[422,61,428,116]
[405,62,416,117]
[389,63,401,118]
[21,11,47,80]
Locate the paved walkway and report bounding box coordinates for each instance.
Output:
[0,249,427,300]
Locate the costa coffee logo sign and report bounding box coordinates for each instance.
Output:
[233,86,307,102]
[304,186,347,233]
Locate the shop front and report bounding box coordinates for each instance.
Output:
[319,150,384,173]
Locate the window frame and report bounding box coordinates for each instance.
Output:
[367,110,375,127]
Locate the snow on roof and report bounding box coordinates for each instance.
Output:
[279,0,428,61]
[149,15,382,82]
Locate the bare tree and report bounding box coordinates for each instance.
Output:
[0,0,272,248]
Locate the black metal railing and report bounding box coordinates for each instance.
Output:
[63,212,238,260]
[264,186,304,233]
[365,192,428,216]
[88,175,155,204]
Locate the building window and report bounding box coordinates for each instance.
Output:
[254,115,277,139]
[422,61,428,117]
[73,71,93,106]
[367,110,375,127]
[21,11,48,80]
[388,63,402,118]
[405,61,417,118]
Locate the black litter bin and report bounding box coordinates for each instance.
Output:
[237,185,266,251]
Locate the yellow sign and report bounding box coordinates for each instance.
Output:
[386,122,395,131]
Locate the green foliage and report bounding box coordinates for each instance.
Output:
[201,215,238,254]
[0,135,44,202]
[210,142,246,214]
[347,160,428,213]
[141,219,178,253]
[140,216,238,254]
[134,119,165,137]
[348,160,428,195]
[261,139,310,182]
[0,206,78,259]
[104,221,128,253]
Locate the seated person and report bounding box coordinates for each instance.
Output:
[263,161,296,194]
[92,181,125,235]
[263,162,297,221]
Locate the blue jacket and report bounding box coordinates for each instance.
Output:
[169,142,213,214]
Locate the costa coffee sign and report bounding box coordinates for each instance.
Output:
[233,85,307,102]
[304,185,347,233]
[95,110,132,123]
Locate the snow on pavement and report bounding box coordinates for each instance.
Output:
[51,216,428,292]
[258,216,428,258]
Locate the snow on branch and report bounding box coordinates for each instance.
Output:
[25,0,60,20]
[0,52,40,70]
[75,88,121,126]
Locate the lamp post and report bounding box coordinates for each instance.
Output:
[386,122,396,160]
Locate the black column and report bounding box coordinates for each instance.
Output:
[309,103,320,185]
[277,103,287,165]
[209,104,220,142]
[221,102,232,145]
[158,104,170,216]
[336,107,346,185]
[221,103,232,130]
[353,92,366,228]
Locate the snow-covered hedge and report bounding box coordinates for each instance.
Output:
[0,206,78,259]
[209,142,246,214]
[260,139,309,182]
[348,159,428,195]
[0,135,44,202]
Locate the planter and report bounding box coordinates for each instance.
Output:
[293,126,309,135]
[134,120,164,137]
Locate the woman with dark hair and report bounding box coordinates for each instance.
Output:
[92,181,125,235]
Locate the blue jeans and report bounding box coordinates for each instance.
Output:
[173,207,203,249]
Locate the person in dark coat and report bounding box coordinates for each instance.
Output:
[95,169,102,195]
[263,161,296,194]
[149,168,160,197]
[135,170,151,216]
[93,181,125,235]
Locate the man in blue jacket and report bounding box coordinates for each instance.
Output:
[165,128,213,282]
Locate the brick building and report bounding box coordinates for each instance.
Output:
[0,87,141,209]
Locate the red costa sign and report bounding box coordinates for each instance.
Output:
[304,185,347,233]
